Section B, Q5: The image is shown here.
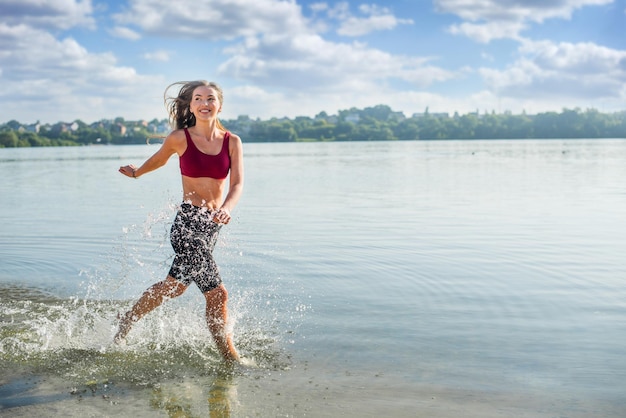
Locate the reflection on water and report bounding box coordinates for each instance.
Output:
[0,370,240,417]
[207,377,237,418]
[150,374,238,418]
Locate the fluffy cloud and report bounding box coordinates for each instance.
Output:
[218,32,454,92]
[336,4,414,36]
[436,0,613,41]
[225,82,459,120]
[115,0,452,97]
[308,2,413,36]
[448,21,527,43]
[436,0,612,22]
[1,0,621,123]
[0,0,456,122]
[0,23,163,122]
[0,0,95,30]
[480,40,626,100]
[114,0,307,39]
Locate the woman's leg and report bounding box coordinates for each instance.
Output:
[205,284,240,363]
[115,275,187,343]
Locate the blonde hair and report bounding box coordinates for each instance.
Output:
[164,80,226,131]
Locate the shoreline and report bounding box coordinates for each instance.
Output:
[1,366,623,418]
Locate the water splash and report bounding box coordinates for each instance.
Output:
[0,284,291,385]
[0,204,304,387]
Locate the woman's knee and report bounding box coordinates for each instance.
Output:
[205,285,227,313]
[207,284,227,300]
[161,276,187,297]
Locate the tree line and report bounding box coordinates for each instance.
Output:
[1,106,625,148]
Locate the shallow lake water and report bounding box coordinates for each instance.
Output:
[1,139,625,417]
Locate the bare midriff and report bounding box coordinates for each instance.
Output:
[182,175,227,209]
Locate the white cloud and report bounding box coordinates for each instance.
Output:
[436,0,613,41]
[0,0,457,123]
[448,21,526,43]
[0,0,95,30]
[224,82,482,121]
[337,4,414,37]
[3,0,619,125]
[0,23,163,123]
[114,0,308,39]
[436,0,612,23]
[480,40,626,102]
[315,2,413,37]
[109,26,142,41]
[114,0,450,99]
[218,32,454,93]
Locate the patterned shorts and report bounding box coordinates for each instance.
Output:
[168,203,223,293]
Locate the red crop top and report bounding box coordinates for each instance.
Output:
[179,128,231,179]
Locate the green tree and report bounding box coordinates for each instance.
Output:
[533,111,560,138]
[393,119,420,140]
[5,120,21,130]
[418,116,446,139]
[558,108,584,138]
[362,104,394,121]
[353,119,395,141]
[475,113,503,139]
[0,131,19,147]
[265,121,297,142]
[333,121,354,141]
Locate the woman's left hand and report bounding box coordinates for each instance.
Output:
[213,208,231,224]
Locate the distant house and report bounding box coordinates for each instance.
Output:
[158,122,170,133]
[25,122,41,133]
[145,120,170,135]
[110,123,127,136]
[50,122,76,134]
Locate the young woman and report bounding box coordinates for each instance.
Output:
[115,80,244,364]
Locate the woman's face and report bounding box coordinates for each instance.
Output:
[190,85,222,120]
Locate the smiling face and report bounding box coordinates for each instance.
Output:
[189,85,222,121]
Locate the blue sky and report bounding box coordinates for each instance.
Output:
[1,0,625,124]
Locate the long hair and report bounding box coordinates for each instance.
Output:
[164,80,226,131]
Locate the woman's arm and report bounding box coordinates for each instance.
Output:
[119,131,185,178]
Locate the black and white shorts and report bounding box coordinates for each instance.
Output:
[168,203,223,293]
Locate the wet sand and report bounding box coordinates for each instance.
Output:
[1,364,622,417]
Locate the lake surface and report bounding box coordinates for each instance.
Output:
[1,139,625,417]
